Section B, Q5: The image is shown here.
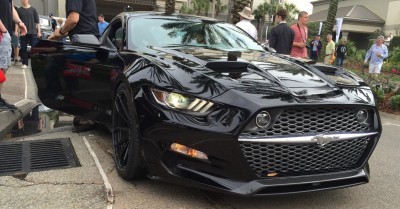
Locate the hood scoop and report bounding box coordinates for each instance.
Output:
[205,51,252,79]
[205,61,249,73]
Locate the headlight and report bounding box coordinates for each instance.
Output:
[166,92,190,109]
[151,88,214,113]
[256,111,271,128]
[356,109,368,123]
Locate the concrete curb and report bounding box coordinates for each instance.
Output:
[0,99,39,139]
[0,66,40,140]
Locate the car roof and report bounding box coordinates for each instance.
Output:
[121,12,223,23]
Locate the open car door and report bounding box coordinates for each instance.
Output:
[31,35,123,126]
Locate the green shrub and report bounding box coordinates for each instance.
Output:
[355,49,366,61]
[372,87,385,106]
[346,40,357,59]
[382,61,400,72]
[368,29,385,40]
[381,76,398,93]
[389,36,400,51]
[389,95,400,111]
[389,47,400,63]
[368,39,375,48]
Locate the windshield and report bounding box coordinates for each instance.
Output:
[128,16,264,53]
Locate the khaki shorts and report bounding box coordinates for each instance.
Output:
[324,55,332,65]
[368,63,383,74]
[0,32,12,69]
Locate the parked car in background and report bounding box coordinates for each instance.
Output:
[30,12,382,196]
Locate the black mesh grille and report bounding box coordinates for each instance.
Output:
[241,108,371,137]
[240,137,371,178]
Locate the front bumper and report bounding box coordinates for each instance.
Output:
[159,164,369,196]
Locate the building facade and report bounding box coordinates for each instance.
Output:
[312,0,400,35]
[310,0,400,48]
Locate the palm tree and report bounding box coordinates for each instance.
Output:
[253,2,270,30]
[215,0,228,17]
[192,0,209,16]
[232,0,251,24]
[320,0,339,58]
[179,3,195,14]
[281,3,300,22]
[165,0,175,14]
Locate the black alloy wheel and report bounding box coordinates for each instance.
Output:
[112,83,146,180]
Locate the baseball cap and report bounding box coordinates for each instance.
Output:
[49,13,53,17]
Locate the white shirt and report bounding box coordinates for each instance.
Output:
[236,19,258,40]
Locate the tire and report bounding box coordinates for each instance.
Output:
[112,83,146,180]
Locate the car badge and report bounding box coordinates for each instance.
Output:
[311,134,339,147]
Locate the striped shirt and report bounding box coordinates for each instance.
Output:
[365,44,388,64]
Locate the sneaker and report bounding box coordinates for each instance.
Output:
[0,98,17,110]
[21,65,28,69]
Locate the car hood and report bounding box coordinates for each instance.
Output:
[144,46,373,107]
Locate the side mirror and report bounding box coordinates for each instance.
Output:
[263,45,276,53]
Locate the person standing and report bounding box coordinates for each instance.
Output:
[290,11,308,58]
[0,0,27,110]
[335,38,348,67]
[97,14,108,35]
[309,34,322,61]
[49,13,57,31]
[324,34,335,65]
[49,0,98,41]
[17,0,41,69]
[11,6,21,64]
[48,0,98,132]
[269,9,295,55]
[364,35,388,79]
[236,7,258,40]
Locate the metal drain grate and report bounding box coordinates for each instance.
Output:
[0,138,80,176]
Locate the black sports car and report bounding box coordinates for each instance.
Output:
[31,12,381,196]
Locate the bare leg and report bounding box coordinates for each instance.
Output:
[14,46,20,62]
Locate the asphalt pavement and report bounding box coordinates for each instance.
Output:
[0,64,112,208]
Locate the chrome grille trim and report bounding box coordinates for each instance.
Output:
[238,132,378,144]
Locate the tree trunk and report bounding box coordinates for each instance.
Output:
[320,0,338,60]
[165,0,176,14]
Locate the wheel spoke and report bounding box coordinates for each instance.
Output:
[113,126,130,132]
[115,93,130,125]
[114,137,129,147]
[120,142,130,165]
